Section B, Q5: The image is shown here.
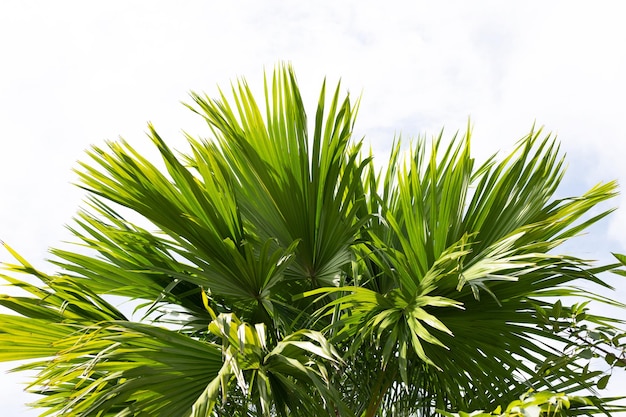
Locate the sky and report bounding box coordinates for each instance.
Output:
[1,1,626,414]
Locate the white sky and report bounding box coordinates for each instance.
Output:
[1,1,625,415]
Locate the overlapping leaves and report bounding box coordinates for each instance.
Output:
[0,64,624,417]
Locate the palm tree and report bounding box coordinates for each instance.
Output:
[1,64,624,417]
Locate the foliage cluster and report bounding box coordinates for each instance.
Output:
[1,65,625,416]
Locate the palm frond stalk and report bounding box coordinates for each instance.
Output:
[1,64,624,417]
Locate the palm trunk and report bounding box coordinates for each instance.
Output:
[362,368,397,417]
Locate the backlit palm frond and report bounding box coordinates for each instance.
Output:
[188,68,368,287]
[0,243,223,417]
[314,128,619,414]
